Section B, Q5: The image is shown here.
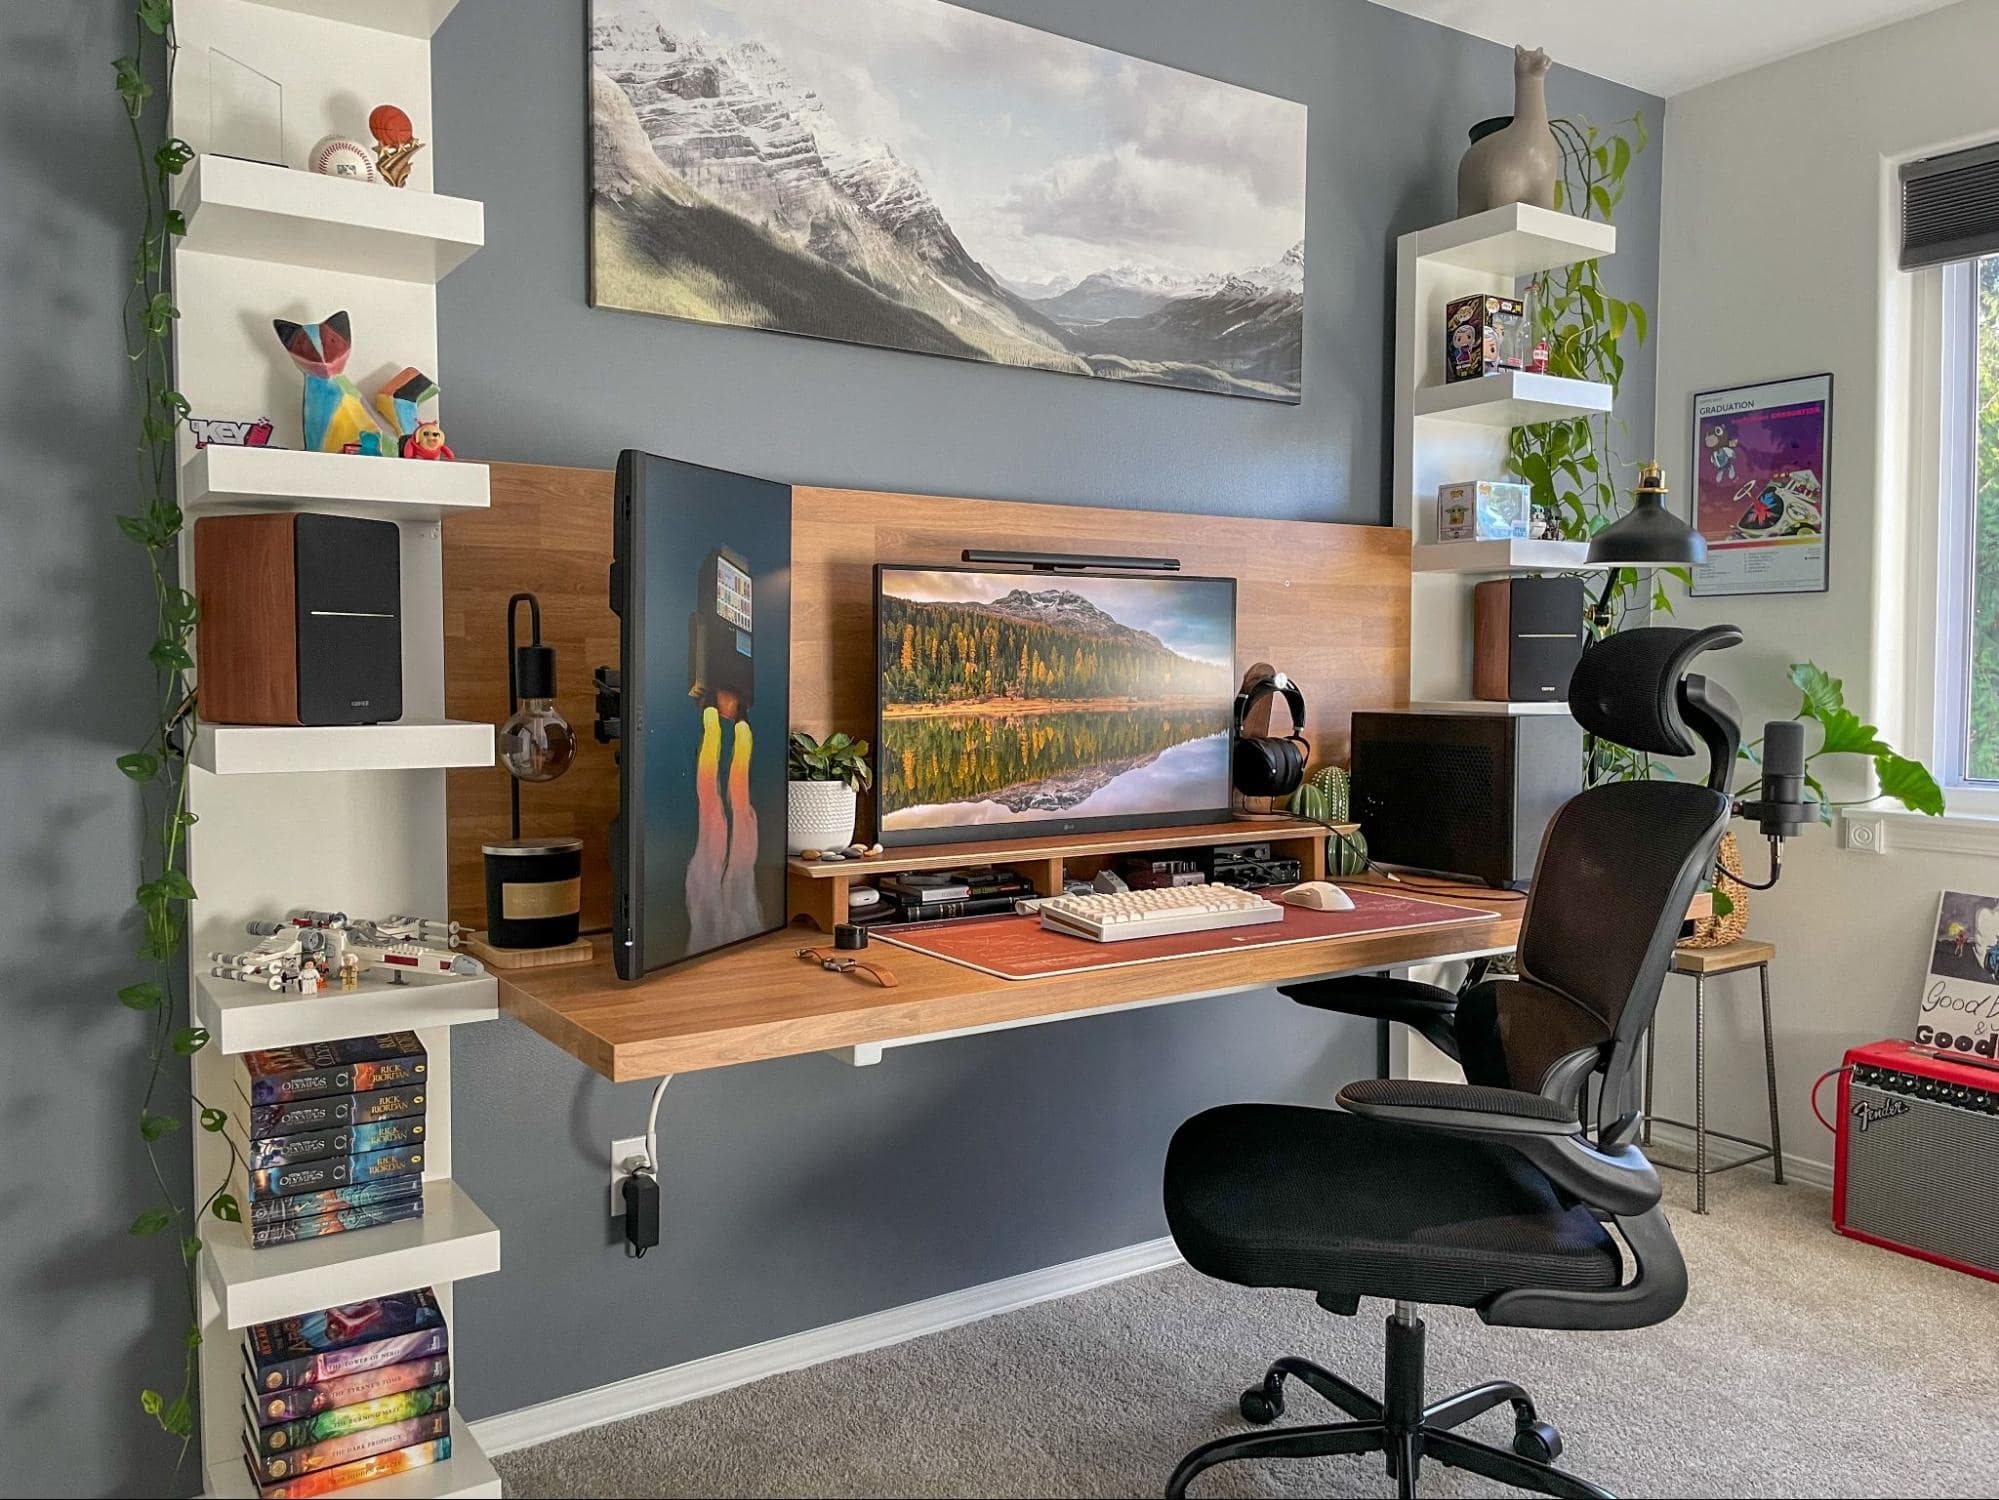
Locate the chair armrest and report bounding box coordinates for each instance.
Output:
[1280,976,1461,1060]
[1337,1077,1662,1216]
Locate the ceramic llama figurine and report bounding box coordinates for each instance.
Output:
[1457,46,1558,217]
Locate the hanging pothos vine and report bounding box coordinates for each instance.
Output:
[115,0,244,1455]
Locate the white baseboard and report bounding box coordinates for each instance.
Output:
[1643,1120,1833,1191]
[469,1235,1183,1457]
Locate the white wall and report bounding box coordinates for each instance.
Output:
[1651,0,1999,1178]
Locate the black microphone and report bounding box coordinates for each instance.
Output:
[1745,718,1811,838]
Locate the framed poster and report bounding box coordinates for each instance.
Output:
[1917,891,1999,1060]
[1688,373,1832,596]
[588,0,1305,401]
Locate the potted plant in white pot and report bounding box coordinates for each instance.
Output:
[787,730,872,855]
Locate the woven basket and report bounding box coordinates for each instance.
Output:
[1682,831,1751,948]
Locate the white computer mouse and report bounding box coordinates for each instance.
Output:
[1282,881,1356,911]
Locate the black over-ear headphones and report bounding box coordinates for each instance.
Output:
[1231,672,1309,798]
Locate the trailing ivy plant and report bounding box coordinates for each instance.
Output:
[115,0,243,1457]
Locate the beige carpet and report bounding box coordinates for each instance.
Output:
[495,1172,1999,1498]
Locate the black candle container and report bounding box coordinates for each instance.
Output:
[482,837,584,949]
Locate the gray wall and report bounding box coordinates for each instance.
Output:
[433,0,1662,1423]
[0,1,1659,1491]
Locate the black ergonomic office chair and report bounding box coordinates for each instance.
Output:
[1160,625,1744,1500]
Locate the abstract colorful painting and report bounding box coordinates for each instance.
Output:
[589,0,1307,401]
[1688,373,1832,596]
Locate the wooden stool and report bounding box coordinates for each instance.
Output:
[1641,939,1783,1213]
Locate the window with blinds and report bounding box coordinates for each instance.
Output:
[1902,140,1999,271]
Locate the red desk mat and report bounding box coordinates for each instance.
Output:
[872,886,1502,980]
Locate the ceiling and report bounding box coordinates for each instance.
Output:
[1363,0,1964,96]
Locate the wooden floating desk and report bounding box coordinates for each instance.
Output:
[498,876,1521,1083]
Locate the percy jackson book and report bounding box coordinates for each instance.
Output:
[238,1083,428,1140]
[248,1380,450,1457]
[241,1034,428,1106]
[245,1352,451,1426]
[245,1117,426,1172]
[249,1177,421,1227]
[250,1195,426,1248]
[246,1409,450,1484]
[248,1434,450,1498]
[246,1144,425,1200]
[244,1289,446,1392]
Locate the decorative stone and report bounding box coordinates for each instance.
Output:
[865,844,885,857]
[819,851,847,862]
[800,849,823,861]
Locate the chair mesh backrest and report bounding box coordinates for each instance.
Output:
[1504,779,1732,1111]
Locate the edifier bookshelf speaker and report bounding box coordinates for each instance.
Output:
[1472,576,1587,704]
[1350,710,1581,887]
[194,512,402,725]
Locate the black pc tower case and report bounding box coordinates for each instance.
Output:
[1349,711,1582,888]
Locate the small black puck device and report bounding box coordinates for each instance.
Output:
[834,923,869,950]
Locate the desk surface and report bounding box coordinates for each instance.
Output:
[497,879,1523,1082]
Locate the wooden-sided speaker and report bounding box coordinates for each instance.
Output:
[194,512,402,725]
[1473,576,1587,705]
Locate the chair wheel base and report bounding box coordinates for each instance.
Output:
[1514,1418,1563,1465]
[1239,1385,1283,1424]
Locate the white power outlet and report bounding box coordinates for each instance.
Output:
[610,1135,649,1217]
[1843,815,1888,855]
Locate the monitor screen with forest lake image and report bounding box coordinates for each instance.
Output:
[874,566,1238,846]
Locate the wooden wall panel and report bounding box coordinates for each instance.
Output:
[444,462,1410,930]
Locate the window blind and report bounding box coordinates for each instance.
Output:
[1901,140,1999,270]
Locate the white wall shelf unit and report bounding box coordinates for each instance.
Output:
[1411,539,1609,574]
[191,719,494,776]
[1411,201,1616,277]
[183,445,490,520]
[202,1180,500,1331]
[173,2,497,1488]
[206,1421,501,1500]
[176,154,484,283]
[242,0,462,38]
[1395,205,1617,714]
[194,970,497,1055]
[1413,371,1611,427]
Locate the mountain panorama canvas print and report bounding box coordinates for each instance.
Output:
[590,0,1307,401]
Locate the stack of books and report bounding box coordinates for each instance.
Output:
[877,867,1035,922]
[237,1034,430,1249]
[240,1287,452,1496]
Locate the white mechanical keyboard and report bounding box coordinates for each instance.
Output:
[1037,884,1285,943]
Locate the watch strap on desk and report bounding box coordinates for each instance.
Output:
[795,946,900,988]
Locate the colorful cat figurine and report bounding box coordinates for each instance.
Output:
[272,311,384,454]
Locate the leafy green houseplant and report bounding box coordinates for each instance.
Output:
[1506,112,1673,637]
[787,730,873,854]
[112,0,247,1458]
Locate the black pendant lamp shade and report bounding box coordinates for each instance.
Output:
[1586,461,1707,566]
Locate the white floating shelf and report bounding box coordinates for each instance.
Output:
[1410,699,1575,716]
[1412,539,1611,574]
[196,971,497,1056]
[1414,371,1612,428]
[241,0,462,37]
[176,155,484,283]
[207,1412,501,1500]
[202,1179,499,1331]
[192,719,495,776]
[1413,202,1616,278]
[184,446,490,521]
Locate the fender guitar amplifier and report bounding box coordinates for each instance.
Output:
[1834,1039,1999,1283]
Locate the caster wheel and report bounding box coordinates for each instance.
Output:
[1239,1385,1284,1424]
[1513,1419,1563,1465]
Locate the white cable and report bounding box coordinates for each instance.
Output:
[644,1074,672,1171]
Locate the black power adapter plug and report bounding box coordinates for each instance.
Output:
[621,1163,659,1258]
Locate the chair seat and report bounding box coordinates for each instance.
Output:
[1163,1104,1623,1311]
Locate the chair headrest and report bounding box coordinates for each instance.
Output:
[1567,625,1744,755]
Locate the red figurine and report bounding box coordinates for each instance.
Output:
[401,420,454,461]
